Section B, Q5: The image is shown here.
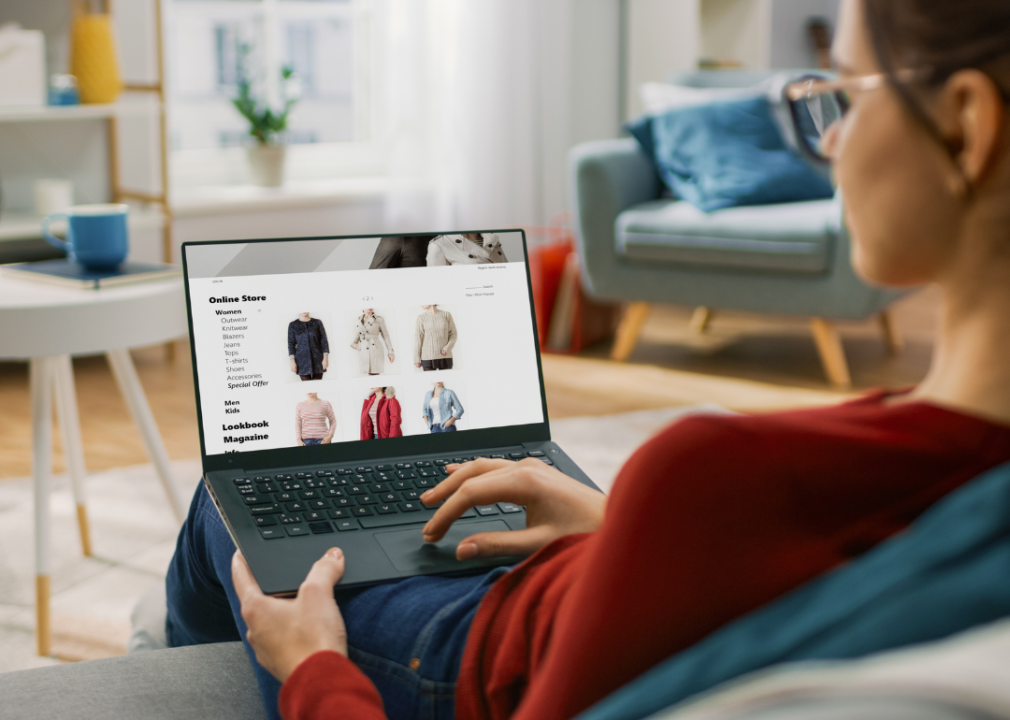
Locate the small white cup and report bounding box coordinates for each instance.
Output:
[34,179,74,217]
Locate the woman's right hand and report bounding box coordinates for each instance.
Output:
[421,459,606,560]
[297,439,306,446]
[290,358,298,373]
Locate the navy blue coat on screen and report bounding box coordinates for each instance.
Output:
[288,318,329,376]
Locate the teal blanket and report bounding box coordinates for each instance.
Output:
[576,461,1010,720]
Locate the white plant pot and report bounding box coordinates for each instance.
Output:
[246,144,288,187]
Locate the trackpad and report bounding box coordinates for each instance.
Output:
[375,520,517,575]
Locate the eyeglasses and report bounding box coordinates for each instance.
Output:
[784,69,924,163]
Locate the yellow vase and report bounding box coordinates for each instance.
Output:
[70,14,123,104]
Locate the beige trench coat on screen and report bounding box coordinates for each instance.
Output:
[350,314,395,374]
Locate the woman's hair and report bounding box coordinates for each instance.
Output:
[863,0,1010,133]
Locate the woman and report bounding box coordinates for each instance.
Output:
[350,309,395,376]
[422,381,464,433]
[426,233,508,266]
[360,387,402,440]
[287,312,329,381]
[293,392,335,446]
[413,304,457,371]
[167,2,1010,720]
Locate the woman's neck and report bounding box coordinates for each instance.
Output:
[909,267,1010,424]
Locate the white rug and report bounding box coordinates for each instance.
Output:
[0,404,726,673]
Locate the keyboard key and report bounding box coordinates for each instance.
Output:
[309,521,334,534]
[357,495,378,505]
[256,482,278,493]
[395,462,413,470]
[254,515,277,526]
[498,502,523,514]
[415,461,432,468]
[376,504,398,515]
[305,511,327,522]
[376,472,395,482]
[332,497,354,508]
[328,508,350,519]
[347,485,368,495]
[371,483,391,493]
[353,474,373,484]
[252,476,271,482]
[452,457,466,464]
[275,492,296,503]
[489,454,505,459]
[392,480,414,491]
[434,459,450,465]
[403,490,422,501]
[233,477,252,485]
[299,489,319,500]
[538,457,554,466]
[396,471,417,480]
[415,478,435,489]
[336,468,354,475]
[353,506,375,517]
[303,480,324,489]
[242,495,270,505]
[335,519,359,532]
[359,509,437,529]
[237,485,256,495]
[309,500,330,510]
[379,492,399,503]
[399,501,422,513]
[323,488,345,498]
[275,474,293,481]
[356,466,374,474]
[280,482,302,492]
[259,528,284,539]
[418,469,437,478]
[296,472,313,480]
[476,505,500,516]
[285,501,307,512]
[249,503,282,516]
[328,477,349,487]
[528,450,545,457]
[316,470,333,477]
[285,525,310,537]
[376,464,393,471]
[279,514,302,524]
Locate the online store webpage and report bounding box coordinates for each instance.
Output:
[185,232,545,456]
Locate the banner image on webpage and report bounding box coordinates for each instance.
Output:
[185,232,541,456]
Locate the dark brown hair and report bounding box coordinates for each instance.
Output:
[863,0,1010,138]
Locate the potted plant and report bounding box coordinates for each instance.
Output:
[232,44,301,187]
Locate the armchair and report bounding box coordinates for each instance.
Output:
[569,70,906,388]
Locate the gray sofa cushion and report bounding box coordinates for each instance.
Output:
[0,642,265,720]
[615,198,837,275]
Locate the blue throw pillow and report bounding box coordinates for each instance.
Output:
[627,95,834,212]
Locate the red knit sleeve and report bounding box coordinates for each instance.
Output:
[280,651,387,720]
[389,399,402,437]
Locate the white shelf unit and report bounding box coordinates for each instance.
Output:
[0,100,160,124]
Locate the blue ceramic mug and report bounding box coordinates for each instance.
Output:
[42,203,129,270]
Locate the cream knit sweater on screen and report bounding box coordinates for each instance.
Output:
[414,309,457,363]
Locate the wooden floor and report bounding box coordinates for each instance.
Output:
[0,288,938,480]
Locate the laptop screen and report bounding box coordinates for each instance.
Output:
[183,232,546,458]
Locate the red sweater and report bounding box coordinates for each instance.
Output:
[280,392,1010,720]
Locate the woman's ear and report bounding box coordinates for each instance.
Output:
[942,69,1006,190]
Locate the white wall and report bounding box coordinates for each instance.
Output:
[770,0,839,69]
[625,0,699,120]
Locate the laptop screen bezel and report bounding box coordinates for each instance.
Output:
[181,229,552,473]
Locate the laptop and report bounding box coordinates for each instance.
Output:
[181,230,601,596]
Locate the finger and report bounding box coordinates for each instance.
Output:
[232,551,263,606]
[422,473,535,542]
[422,458,513,505]
[456,526,556,560]
[298,548,345,600]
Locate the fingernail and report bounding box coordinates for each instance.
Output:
[328,548,343,559]
[421,490,433,500]
[457,542,478,560]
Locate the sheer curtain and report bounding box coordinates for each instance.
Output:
[376,0,576,233]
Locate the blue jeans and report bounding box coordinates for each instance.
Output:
[430,424,457,433]
[303,438,322,446]
[165,482,506,720]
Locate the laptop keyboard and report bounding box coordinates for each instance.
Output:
[233,453,545,540]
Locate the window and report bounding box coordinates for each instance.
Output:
[166,0,374,176]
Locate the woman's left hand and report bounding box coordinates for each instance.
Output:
[322,357,330,371]
[443,417,455,427]
[232,549,349,683]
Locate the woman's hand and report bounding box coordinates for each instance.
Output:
[322,436,332,444]
[290,358,298,374]
[297,439,306,446]
[443,417,456,428]
[232,549,348,683]
[440,349,448,356]
[322,356,329,371]
[389,354,395,363]
[351,343,359,351]
[421,459,606,560]
[415,363,422,369]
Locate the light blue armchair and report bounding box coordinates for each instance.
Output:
[569,70,905,388]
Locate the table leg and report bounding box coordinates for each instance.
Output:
[54,355,92,557]
[30,356,54,657]
[106,348,185,524]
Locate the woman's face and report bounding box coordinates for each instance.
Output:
[298,311,310,321]
[364,308,373,316]
[306,392,317,399]
[433,382,444,390]
[371,387,382,395]
[422,304,435,311]
[828,0,962,286]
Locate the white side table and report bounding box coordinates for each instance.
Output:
[0,276,189,656]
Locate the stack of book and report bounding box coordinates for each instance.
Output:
[0,259,181,289]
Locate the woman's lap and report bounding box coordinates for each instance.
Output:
[165,481,505,720]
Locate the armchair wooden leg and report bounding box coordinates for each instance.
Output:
[810,318,852,389]
[689,306,713,334]
[610,302,651,361]
[878,310,903,354]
